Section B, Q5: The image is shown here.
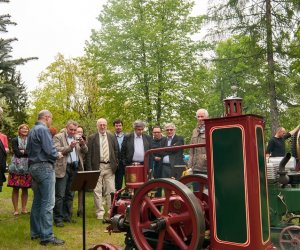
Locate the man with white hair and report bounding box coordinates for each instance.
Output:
[86,118,119,220]
[188,109,209,174]
[161,123,185,179]
[53,120,88,227]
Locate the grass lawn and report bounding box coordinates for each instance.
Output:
[0,172,287,250]
[0,174,125,250]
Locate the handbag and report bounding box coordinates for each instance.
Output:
[8,155,29,174]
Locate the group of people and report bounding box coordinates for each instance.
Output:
[1,107,299,247]
[0,106,218,247]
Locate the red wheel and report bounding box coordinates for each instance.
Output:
[179,174,209,229]
[279,225,300,250]
[130,178,205,250]
[89,243,121,250]
[179,174,208,200]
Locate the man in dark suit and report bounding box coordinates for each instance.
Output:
[161,123,185,179]
[86,118,119,220]
[150,125,165,179]
[121,120,151,167]
[113,119,126,191]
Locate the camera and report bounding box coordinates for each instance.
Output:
[75,136,82,142]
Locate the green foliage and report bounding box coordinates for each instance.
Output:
[29,54,105,134]
[86,0,209,135]
[0,97,15,132]
[0,0,36,139]
[26,0,300,142]
[211,35,268,114]
[207,0,300,134]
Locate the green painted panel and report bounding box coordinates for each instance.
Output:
[256,127,270,241]
[212,127,247,243]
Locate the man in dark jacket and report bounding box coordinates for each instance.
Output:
[161,123,185,180]
[86,118,118,220]
[113,119,126,191]
[150,125,165,179]
[121,120,151,166]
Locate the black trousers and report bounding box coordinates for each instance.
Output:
[115,161,125,190]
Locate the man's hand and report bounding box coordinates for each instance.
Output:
[57,152,64,159]
[70,140,77,148]
[154,156,161,161]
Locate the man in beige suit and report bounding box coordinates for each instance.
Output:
[86,118,118,220]
[53,120,88,227]
[188,109,208,174]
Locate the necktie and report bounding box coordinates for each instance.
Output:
[102,134,109,161]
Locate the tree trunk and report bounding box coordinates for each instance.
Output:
[265,0,279,134]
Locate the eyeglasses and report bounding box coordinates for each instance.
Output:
[166,129,174,131]
[153,131,161,133]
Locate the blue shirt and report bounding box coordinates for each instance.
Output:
[132,133,144,162]
[67,135,77,163]
[26,121,58,164]
[115,132,124,151]
[163,136,173,163]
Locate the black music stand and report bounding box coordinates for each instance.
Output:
[71,170,100,250]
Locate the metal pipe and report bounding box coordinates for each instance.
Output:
[278,153,291,172]
[143,143,206,181]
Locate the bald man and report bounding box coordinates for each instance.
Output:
[266,125,300,158]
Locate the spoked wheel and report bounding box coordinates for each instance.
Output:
[89,243,121,250]
[179,174,209,229]
[179,174,208,201]
[129,178,205,250]
[279,225,300,250]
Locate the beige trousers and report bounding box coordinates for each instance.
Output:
[93,163,115,219]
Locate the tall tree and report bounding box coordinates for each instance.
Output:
[212,35,266,113]
[86,0,207,133]
[0,0,36,138]
[29,54,104,133]
[207,0,300,134]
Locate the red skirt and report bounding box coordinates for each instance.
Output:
[7,172,32,188]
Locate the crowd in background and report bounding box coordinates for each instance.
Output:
[1,107,297,246]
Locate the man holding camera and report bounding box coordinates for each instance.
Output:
[53,120,88,227]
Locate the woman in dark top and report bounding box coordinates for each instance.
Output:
[0,139,7,192]
[7,124,32,215]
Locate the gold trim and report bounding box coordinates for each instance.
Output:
[297,131,300,160]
